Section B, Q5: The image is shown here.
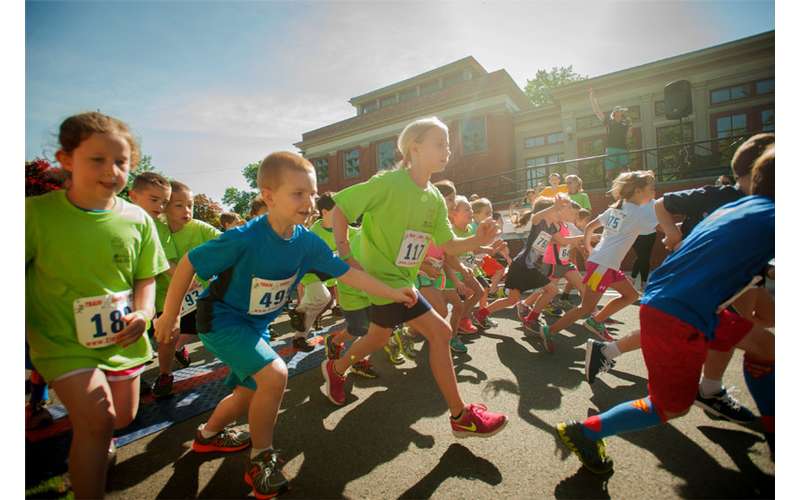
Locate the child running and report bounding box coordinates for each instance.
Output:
[27,112,169,498]
[556,145,775,473]
[155,151,415,498]
[541,171,659,345]
[321,117,508,437]
[150,180,221,397]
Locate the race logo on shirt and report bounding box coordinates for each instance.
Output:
[110,236,130,265]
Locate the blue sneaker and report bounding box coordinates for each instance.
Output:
[449,336,468,354]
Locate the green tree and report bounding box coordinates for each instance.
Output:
[524,66,588,108]
[222,161,260,218]
[193,193,224,229]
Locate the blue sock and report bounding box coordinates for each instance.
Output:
[581,396,664,440]
[743,354,774,439]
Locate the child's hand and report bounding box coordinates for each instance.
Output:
[456,281,471,298]
[113,310,150,348]
[662,231,683,252]
[395,288,418,308]
[154,313,179,345]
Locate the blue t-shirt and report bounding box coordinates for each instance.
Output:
[188,215,349,334]
[662,185,744,237]
[641,196,774,339]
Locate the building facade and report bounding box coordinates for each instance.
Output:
[296,31,774,209]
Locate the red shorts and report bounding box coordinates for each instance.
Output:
[639,305,753,418]
[481,255,505,277]
[52,364,146,384]
[582,261,626,293]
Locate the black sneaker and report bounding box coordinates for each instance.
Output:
[174,346,191,368]
[292,336,315,353]
[288,307,305,332]
[694,387,757,424]
[152,373,174,398]
[556,420,614,474]
[584,340,616,384]
[245,449,289,499]
[331,305,344,318]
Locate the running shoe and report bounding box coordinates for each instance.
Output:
[542,305,564,317]
[292,336,315,353]
[383,337,406,365]
[192,425,251,453]
[324,334,344,360]
[351,359,378,379]
[458,317,479,335]
[556,420,614,474]
[449,336,468,354]
[321,359,346,405]
[287,307,305,332]
[25,403,53,430]
[523,315,544,334]
[584,340,616,384]
[450,403,508,438]
[174,346,191,368]
[694,387,757,424]
[474,312,498,330]
[516,302,532,322]
[539,325,555,353]
[584,316,613,341]
[244,449,289,499]
[395,327,417,359]
[152,373,174,398]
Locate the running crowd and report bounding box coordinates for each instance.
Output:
[25,111,775,498]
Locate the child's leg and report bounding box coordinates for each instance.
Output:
[489,269,504,295]
[462,274,484,315]
[249,358,289,452]
[107,375,142,430]
[525,283,560,321]
[295,281,331,338]
[442,290,465,334]
[205,385,255,433]
[485,288,521,314]
[406,310,465,416]
[548,287,603,335]
[333,323,393,375]
[735,325,775,439]
[51,369,117,499]
[593,278,639,323]
[523,289,544,307]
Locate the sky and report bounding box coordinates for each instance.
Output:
[26,0,775,205]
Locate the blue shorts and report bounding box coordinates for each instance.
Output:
[199,324,278,391]
[604,147,630,171]
[343,308,370,337]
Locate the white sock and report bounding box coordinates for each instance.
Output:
[251,446,272,458]
[199,423,217,439]
[601,342,622,360]
[699,377,723,397]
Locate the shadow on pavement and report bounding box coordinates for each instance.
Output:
[553,467,612,499]
[398,443,502,499]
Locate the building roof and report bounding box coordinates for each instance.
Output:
[349,56,488,106]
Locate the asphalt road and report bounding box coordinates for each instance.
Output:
[93,294,774,499]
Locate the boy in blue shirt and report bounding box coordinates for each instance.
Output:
[155,151,416,498]
[557,145,775,474]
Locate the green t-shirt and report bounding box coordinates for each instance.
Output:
[333,169,454,305]
[569,192,592,211]
[162,219,221,293]
[336,228,370,311]
[300,219,337,286]
[154,219,178,312]
[25,190,170,381]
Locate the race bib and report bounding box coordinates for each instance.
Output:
[395,230,430,268]
[179,277,205,318]
[531,231,552,254]
[249,274,297,315]
[604,209,625,235]
[558,245,571,263]
[73,290,133,349]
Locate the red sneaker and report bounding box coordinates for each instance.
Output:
[458,317,479,335]
[451,403,509,438]
[475,307,490,324]
[321,359,346,405]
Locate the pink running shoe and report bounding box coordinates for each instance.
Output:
[450,403,509,438]
[458,317,479,335]
[321,359,346,406]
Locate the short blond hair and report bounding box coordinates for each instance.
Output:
[257,151,315,189]
[452,194,471,211]
[471,197,492,215]
[396,117,449,169]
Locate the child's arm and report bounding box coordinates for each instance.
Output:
[582,217,604,253]
[332,206,362,270]
[442,218,500,256]
[337,269,417,307]
[113,277,156,348]
[154,254,196,344]
[655,198,682,251]
[165,261,177,277]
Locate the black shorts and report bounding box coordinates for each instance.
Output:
[504,256,549,293]
[368,291,432,329]
[149,311,199,336]
[541,262,577,280]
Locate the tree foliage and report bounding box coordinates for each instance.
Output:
[524,66,588,108]
[193,193,224,229]
[26,158,67,197]
[222,161,260,218]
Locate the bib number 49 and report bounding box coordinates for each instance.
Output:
[249,275,297,315]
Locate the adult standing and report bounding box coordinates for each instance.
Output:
[589,88,632,183]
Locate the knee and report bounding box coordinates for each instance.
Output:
[79,401,116,438]
[253,359,289,390]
